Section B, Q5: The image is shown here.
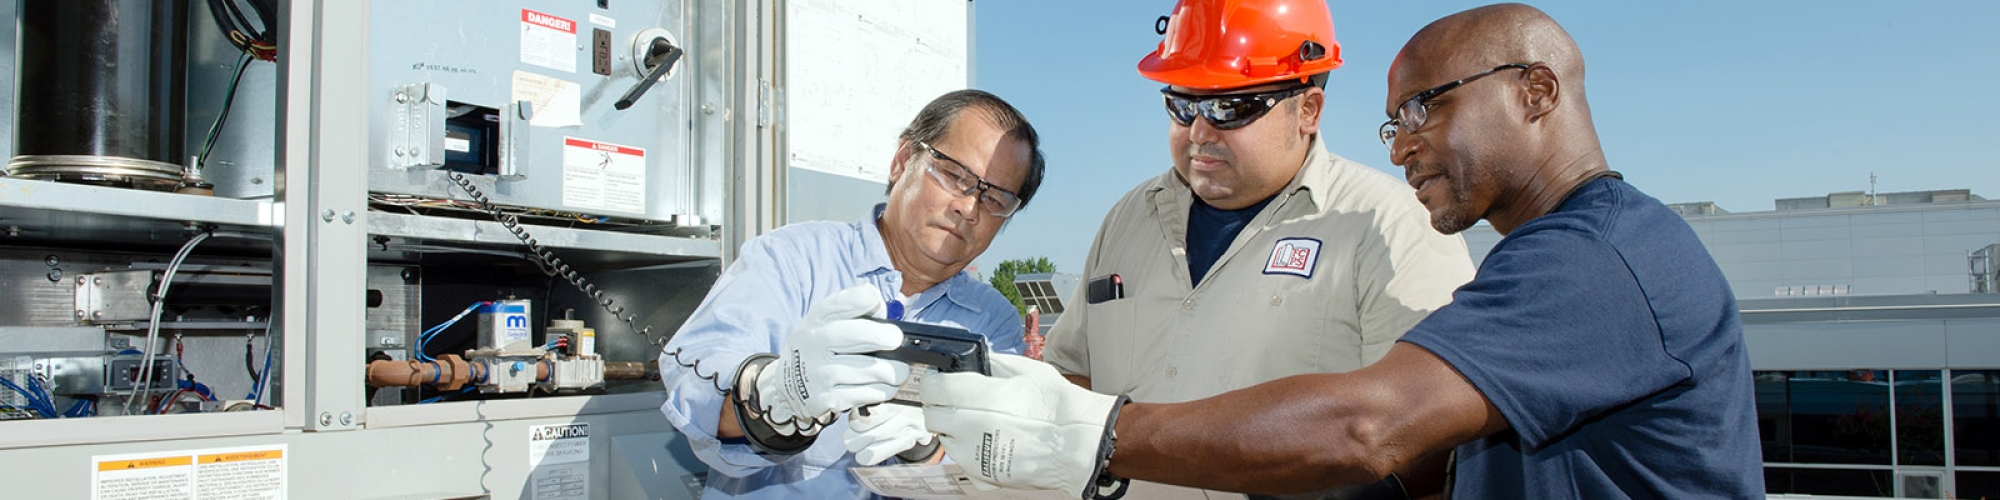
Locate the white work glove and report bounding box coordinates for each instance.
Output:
[922,354,1118,495]
[753,285,910,432]
[844,402,935,465]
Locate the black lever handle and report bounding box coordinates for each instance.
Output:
[614,39,683,111]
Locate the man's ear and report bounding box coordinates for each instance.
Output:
[1297,87,1325,134]
[1523,65,1560,122]
[888,139,914,182]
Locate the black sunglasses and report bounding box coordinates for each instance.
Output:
[1379,63,1531,148]
[1161,85,1311,130]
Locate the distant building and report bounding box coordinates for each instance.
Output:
[1464,188,2000,499]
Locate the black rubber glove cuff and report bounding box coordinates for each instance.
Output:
[1085,394,1133,500]
[731,354,817,456]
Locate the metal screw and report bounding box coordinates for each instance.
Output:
[94,277,103,285]
[43,255,59,267]
[339,412,354,426]
[318,412,334,426]
[342,211,357,224]
[92,311,102,319]
[322,209,336,222]
[394,146,406,156]
[379,336,399,347]
[395,92,408,103]
[47,269,63,282]
[74,310,86,319]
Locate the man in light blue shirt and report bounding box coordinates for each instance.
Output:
[660,89,1045,499]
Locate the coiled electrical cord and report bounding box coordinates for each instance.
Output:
[445,172,729,394]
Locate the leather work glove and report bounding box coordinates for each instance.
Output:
[753,285,910,433]
[921,353,1118,496]
[844,402,936,465]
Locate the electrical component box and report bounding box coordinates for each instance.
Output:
[38,355,175,395]
[477,299,533,351]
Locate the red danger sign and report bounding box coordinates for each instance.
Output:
[521,9,575,34]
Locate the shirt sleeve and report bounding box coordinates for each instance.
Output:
[1354,198,1475,361]
[1397,227,1693,449]
[657,233,810,477]
[979,304,1027,357]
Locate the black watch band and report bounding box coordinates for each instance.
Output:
[731,354,817,456]
[1085,394,1133,500]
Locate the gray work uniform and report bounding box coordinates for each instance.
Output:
[1043,138,1475,499]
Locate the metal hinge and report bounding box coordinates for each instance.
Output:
[756,80,772,129]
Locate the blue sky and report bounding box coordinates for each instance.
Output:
[968,0,2000,276]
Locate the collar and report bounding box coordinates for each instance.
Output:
[1287,135,1341,210]
[852,204,899,279]
[856,203,985,314]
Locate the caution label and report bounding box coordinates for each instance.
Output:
[521,9,578,73]
[561,137,647,214]
[93,445,285,500]
[528,423,589,500]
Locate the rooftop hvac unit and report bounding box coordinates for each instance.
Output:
[1974,243,2000,293]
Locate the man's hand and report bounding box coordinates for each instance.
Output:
[844,402,935,465]
[922,354,1117,496]
[752,285,909,433]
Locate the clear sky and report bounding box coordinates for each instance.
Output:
[968,0,2000,277]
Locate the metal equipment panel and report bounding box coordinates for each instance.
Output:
[365,0,704,224]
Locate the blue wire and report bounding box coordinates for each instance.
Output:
[1,377,56,418]
[248,332,277,404]
[416,302,487,362]
[65,399,93,418]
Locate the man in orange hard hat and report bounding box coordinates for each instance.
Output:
[944,1,1475,498]
[921,4,1764,500]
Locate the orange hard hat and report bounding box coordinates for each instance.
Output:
[1138,0,1344,90]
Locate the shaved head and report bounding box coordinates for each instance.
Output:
[1394,3,1586,107]
[1384,3,1609,236]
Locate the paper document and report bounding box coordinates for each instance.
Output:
[851,463,1073,500]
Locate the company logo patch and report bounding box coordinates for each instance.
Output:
[1263,237,1322,278]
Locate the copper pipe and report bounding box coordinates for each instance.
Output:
[365,355,473,390]
[604,361,658,381]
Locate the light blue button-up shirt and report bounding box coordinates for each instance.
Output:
[660,204,1025,499]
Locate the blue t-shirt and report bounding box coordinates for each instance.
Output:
[1399,177,1763,499]
[1186,195,1273,287]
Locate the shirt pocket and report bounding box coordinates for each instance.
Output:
[1082,295,1147,394]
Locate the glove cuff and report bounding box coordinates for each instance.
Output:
[732,354,818,455]
[894,438,942,463]
[1083,394,1133,500]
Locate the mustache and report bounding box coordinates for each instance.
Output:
[1184,143,1234,163]
[1403,160,1436,181]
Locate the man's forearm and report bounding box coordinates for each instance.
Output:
[1103,345,1502,495]
[1109,377,1396,494]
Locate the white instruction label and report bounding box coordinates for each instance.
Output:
[528,423,590,500]
[92,445,286,500]
[561,137,647,214]
[520,9,578,73]
[852,463,1071,500]
[511,70,584,128]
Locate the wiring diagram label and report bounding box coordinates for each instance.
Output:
[91,445,286,500]
[528,423,590,500]
[520,9,578,73]
[561,137,647,214]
